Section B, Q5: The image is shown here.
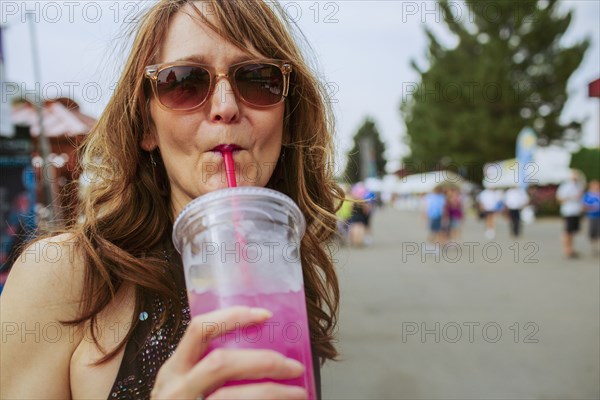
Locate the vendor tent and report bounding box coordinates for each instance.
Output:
[483,146,572,188]
[393,171,469,195]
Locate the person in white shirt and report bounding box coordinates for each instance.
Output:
[504,186,530,237]
[478,188,503,239]
[556,172,585,258]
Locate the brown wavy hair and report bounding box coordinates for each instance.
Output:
[62,0,342,365]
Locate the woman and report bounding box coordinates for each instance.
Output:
[347,184,371,247]
[0,1,341,399]
[443,187,464,241]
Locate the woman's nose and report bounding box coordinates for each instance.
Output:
[209,76,240,123]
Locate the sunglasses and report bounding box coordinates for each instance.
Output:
[144,59,292,111]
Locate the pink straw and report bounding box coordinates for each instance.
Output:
[223,150,237,188]
[220,148,251,286]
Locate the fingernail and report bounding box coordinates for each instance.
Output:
[250,308,272,319]
[284,358,304,372]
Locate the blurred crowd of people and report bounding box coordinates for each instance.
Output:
[556,174,600,259]
[336,182,377,247]
[423,185,465,247]
[336,173,600,260]
[423,173,600,259]
[476,185,531,240]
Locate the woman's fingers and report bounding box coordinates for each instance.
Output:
[153,306,307,400]
[185,348,305,395]
[170,306,273,369]
[207,382,308,400]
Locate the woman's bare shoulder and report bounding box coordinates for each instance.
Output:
[0,233,86,399]
[3,233,85,313]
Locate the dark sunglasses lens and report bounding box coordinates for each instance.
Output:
[235,64,284,106]
[156,66,210,110]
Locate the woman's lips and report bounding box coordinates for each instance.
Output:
[211,144,242,153]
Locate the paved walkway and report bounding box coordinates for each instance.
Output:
[321,207,600,399]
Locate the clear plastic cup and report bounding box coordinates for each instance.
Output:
[173,187,316,398]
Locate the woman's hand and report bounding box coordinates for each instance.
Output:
[151,306,308,400]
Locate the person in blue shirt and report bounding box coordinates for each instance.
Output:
[583,180,600,256]
[424,186,446,246]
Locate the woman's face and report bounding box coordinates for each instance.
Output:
[142,6,285,217]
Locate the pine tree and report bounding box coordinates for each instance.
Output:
[343,118,387,184]
[401,0,589,183]
[571,147,600,181]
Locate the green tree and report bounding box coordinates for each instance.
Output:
[343,118,387,183]
[401,0,589,183]
[571,147,600,181]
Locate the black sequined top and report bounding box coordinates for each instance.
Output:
[107,246,322,399]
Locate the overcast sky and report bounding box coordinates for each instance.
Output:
[2,1,599,172]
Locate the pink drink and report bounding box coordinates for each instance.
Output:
[173,187,315,398]
[189,290,315,398]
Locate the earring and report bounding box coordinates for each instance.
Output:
[149,150,169,196]
[150,151,157,167]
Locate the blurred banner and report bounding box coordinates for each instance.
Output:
[589,78,600,97]
[516,127,537,189]
[0,26,13,137]
[0,131,37,273]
